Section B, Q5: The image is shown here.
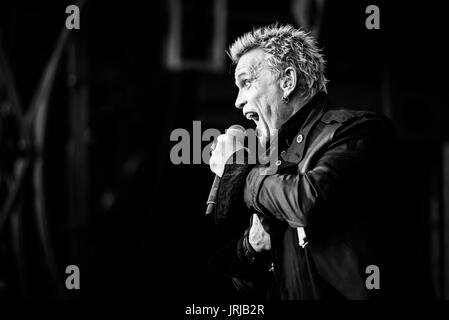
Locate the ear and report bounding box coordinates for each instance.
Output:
[280,67,297,98]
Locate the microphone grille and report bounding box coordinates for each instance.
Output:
[226,124,245,133]
[226,124,246,142]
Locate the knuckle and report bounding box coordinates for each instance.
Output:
[217,134,226,142]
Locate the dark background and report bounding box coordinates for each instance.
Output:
[0,0,448,302]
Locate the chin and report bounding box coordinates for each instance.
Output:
[256,131,270,147]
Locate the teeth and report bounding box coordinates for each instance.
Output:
[245,112,258,121]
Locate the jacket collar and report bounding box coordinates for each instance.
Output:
[277,91,329,150]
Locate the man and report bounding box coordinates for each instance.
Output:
[208,24,419,300]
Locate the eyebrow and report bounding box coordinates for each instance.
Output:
[235,71,248,87]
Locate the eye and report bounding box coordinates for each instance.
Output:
[242,79,251,88]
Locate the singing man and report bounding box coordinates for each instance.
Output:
[208,24,425,300]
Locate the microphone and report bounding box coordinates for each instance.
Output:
[205,125,245,215]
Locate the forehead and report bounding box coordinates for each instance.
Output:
[235,49,267,76]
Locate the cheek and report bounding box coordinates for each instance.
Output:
[263,90,281,119]
[254,87,275,108]
[251,84,280,124]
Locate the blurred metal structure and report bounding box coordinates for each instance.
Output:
[291,0,326,39]
[165,0,227,72]
[0,0,88,298]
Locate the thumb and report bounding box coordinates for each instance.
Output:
[252,213,261,226]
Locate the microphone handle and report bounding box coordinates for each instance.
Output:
[205,175,221,215]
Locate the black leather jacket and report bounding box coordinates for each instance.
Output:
[210,92,400,299]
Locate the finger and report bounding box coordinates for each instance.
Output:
[216,134,228,143]
[210,141,217,152]
[255,215,272,234]
[252,213,261,226]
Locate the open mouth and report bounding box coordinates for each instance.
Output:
[244,111,259,123]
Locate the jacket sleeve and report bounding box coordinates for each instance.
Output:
[243,116,394,228]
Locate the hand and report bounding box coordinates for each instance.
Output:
[248,214,271,252]
[209,133,244,177]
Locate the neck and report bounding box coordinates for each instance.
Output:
[290,94,312,115]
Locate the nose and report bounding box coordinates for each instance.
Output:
[235,89,247,110]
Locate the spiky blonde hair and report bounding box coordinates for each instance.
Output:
[229,24,328,100]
